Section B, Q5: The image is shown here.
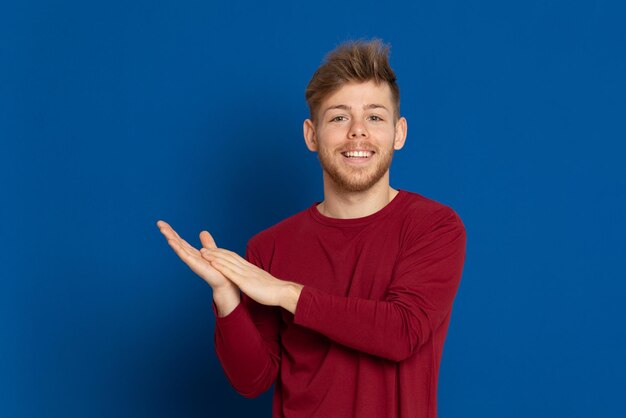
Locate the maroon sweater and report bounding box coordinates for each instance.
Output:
[214,190,467,418]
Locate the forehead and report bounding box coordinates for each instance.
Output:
[321,80,394,109]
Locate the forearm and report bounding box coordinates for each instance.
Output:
[291,212,466,362]
[213,298,280,397]
[293,286,427,362]
[210,265,438,362]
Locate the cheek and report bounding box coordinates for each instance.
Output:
[317,128,346,147]
[370,124,396,135]
[368,127,396,145]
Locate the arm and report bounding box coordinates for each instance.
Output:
[203,209,466,362]
[213,245,281,398]
[155,220,280,396]
[293,210,466,361]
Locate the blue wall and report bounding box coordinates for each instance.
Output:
[2,1,625,417]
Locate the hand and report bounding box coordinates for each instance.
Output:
[156,220,236,293]
[200,248,303,313]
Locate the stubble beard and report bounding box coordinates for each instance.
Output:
[317,142,395,193]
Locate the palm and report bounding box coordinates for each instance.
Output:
[157,220,231,289]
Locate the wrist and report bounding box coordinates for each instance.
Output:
[280,282,303,314]
[213,285,240,317]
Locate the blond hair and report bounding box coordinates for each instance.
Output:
[305,39,400,122]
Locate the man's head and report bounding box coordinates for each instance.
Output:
[303,39,407,194]
[305,39,400,124]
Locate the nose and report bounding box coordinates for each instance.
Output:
[348,120,368,138]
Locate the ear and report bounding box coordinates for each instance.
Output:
[303,119,318,152]
[393,117,408,150]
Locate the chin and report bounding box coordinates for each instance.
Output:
[325,169,390,193]
[318,147,394,193]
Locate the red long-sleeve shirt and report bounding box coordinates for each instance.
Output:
[214,190,467,417]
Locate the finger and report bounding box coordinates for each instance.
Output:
[157,222,178,240]
[209,257,248,286]
[158,223,202,255]
[201,248,219,263]
[203,249,248,269]
[161,229,196,255]
[218,248,241,258]
[207,248,246,263]
[158,224,193,252]
[170,240,211,273]
[166,237,194,262]
[176,235,200,255]
[157,221,189,244]
[199,230,217,249]
[203,250,246,275]
[157,220,178,238]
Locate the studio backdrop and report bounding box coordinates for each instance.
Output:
[2,1,625,417]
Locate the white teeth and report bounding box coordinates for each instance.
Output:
[344,151,372,158]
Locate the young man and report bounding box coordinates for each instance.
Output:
[157,39,466,418]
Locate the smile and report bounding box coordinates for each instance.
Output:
[341,150,374,158]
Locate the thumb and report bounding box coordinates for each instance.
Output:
[199,230,217,249]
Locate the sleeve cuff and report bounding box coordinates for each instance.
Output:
[293,286,314,326]
[213,300,245,326]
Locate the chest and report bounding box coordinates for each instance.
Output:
[268,225,403,299]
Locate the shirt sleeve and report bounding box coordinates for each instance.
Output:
[293,207,467,362]
[213,243,281,397]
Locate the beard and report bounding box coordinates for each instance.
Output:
[317,141,395,193]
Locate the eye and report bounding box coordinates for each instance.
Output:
[368,115,383,122]
[330,115,347,122]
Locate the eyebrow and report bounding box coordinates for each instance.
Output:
[323,104,390,114]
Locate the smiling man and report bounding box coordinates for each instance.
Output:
[157,39,466,418]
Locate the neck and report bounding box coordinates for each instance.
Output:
[317,173,399,219]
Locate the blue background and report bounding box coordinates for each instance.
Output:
[2,0,625,417]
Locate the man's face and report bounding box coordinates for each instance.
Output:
[304,80,407,193]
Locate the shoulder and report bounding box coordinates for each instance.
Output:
[400,190,463,224]
[396,190,466,240]
[246,206,312,255]
[389,191,467,266]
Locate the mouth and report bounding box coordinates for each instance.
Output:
[341,150,375,163]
